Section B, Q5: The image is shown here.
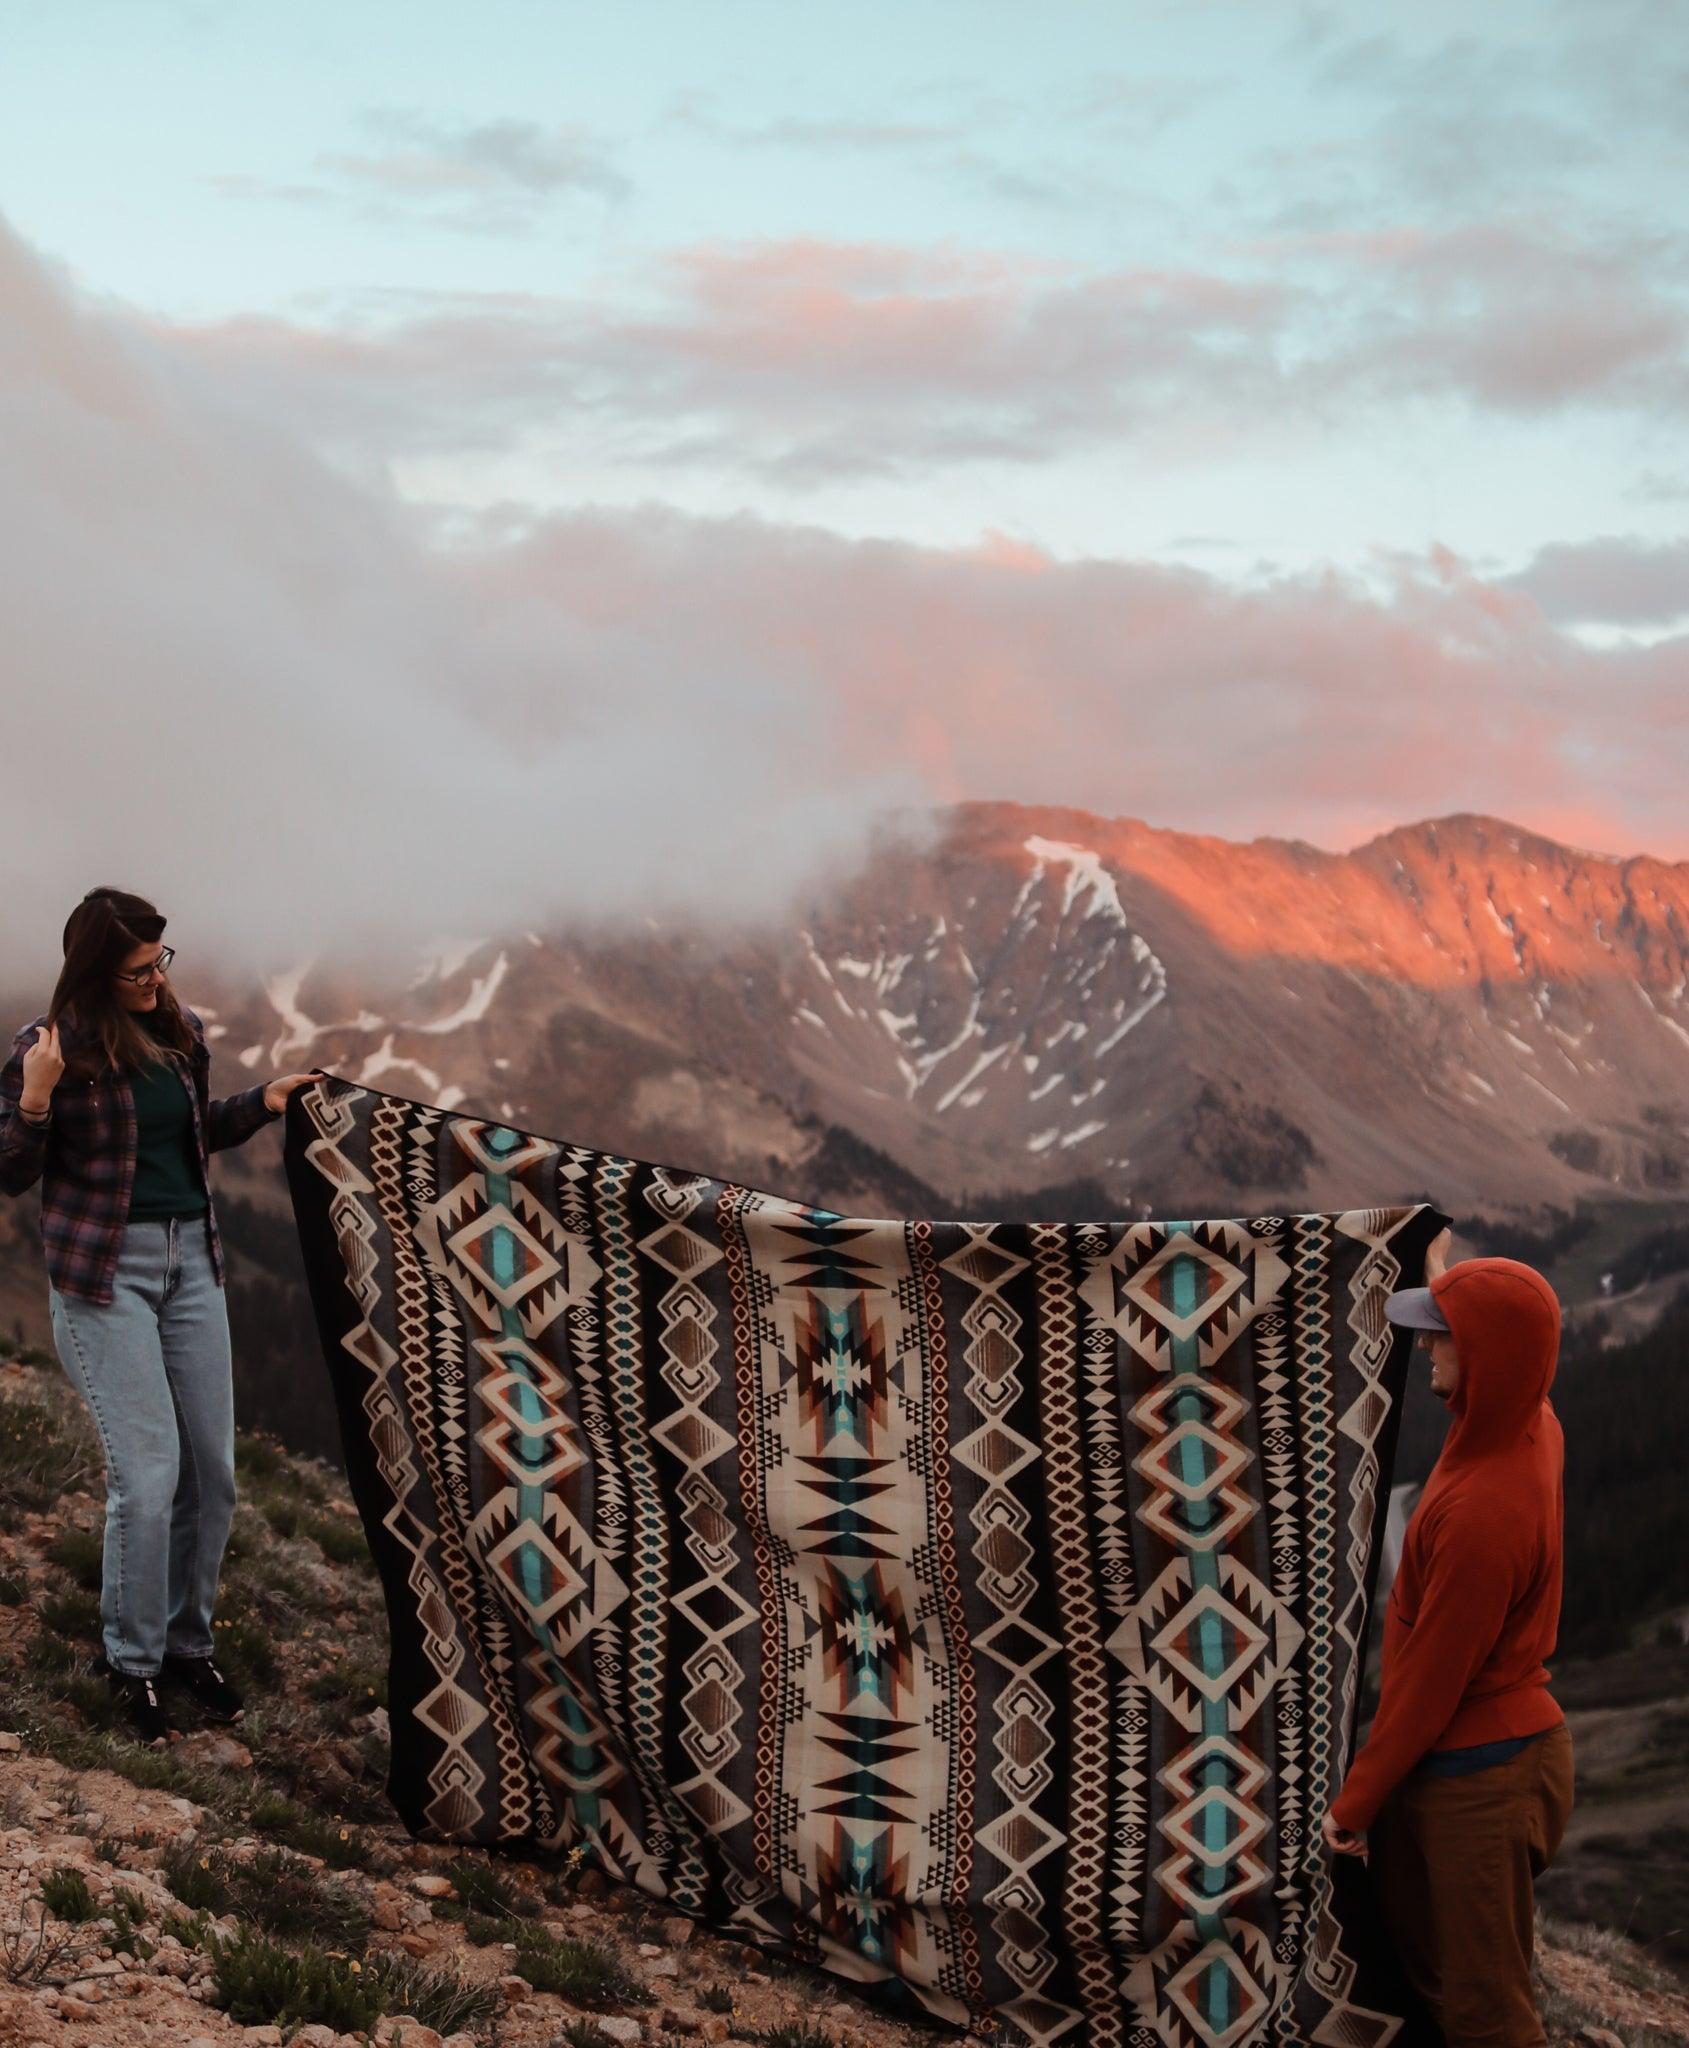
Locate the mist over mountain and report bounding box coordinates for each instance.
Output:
[47,798,1681,1220]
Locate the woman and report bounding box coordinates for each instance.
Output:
[0,887,323,1746]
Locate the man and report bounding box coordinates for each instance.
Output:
[1322,1236,1574,2048]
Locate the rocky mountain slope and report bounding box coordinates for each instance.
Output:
[84,804,1689,1205]
[3,1341,1687,2048]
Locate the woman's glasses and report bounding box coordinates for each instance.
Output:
[114,945,176,986]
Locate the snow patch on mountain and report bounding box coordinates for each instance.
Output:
[414,952,508,1033]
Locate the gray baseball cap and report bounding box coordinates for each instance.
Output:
[1384,1284,1450,1332]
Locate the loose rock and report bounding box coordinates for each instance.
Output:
[174,1731,254,1771]
[371,1891,407,1931]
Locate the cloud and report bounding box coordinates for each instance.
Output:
[161,237,1299,483]
[0,217,932,987]
[663,90,1119,214]
[664,95,964,154]
[1295,220,1688,412]
[4,209,1683,1010]
[206,107,629,235]
[160,217,1689,491]
[1254,7,1688,232]
[1502,536,1689,626]
[451,508,1689,866]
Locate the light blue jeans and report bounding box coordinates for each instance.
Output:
[48,1216,237,1676]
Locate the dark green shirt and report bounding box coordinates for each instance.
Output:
[127,1030,209,1220]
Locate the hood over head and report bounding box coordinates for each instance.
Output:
[1428,1256,1560,1457]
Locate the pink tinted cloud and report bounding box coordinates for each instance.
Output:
[1254,217,1687,411]
[165,219,1689,485]
[457,505,1689,861]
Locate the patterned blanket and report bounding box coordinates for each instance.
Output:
[284,1076,1446,2047]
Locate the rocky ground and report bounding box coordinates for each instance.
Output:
[3,1340,1687,2048]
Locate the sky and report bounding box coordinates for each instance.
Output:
[2,0,1686,975]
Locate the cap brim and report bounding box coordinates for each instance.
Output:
[1384,1285,1449,1332]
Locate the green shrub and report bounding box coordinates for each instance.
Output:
[0,1571,29,1606]
[233,1432,288,1484]
[0,1335,56,1369]
[246,1791,297,1833]
[0,1402,94,1510]
[160,1907,210,1948]
[46,1526,105,1592]
[445,1853,539,1919]
[207,1615,277,1684]
[305,1512,372,1568]
[91,1738,230,1808]
[62,1673,124,1730]
[751,2027,835,2048]
[208,1925,384,2032]
[459,1911,508,1945]
[243,1848,371,1947]
[701,1983,737,2013]
[205,1926,498,2037]
[507,1922,650,2005]
[244,1792,372,1870]
[309,1653,387,1711]
[162,1843,233,1915]
[23,1634,77,1678]
[105,1885,154,1960]
[164,1840,371,1939]
[362,1951,502,2035]
[305,1653,388,1744]
[38,1866,98,1922]
[259,1494,302,1539]
[36,1589,102,1641]
[235,1430,328,1503]
[559,2024,616,2048]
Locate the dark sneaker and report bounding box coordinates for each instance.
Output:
[161,1652,245,1723]
[96,1655,177,1746]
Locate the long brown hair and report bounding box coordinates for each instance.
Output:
[48,888,197,1083]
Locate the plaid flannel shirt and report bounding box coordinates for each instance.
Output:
[0,1003,281,1304]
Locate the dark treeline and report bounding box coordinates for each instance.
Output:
[1391,1285,1689,1655]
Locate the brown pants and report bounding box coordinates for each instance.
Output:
[1368,1722,1575,2048]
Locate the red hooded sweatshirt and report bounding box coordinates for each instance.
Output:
[1331,1256,1565,1833]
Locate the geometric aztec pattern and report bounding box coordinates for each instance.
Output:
[284,1079,1447,2048]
